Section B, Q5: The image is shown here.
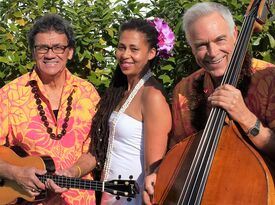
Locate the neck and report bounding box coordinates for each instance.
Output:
[127,68,151,91]
[127,77,140,92]
[44,80,64,92]
[211,76,223,88]
[36,69,66,91]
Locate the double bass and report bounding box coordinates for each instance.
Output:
[153,0,275,204]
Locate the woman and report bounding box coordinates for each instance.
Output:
[90,18,174,204]
[47,18,174,205]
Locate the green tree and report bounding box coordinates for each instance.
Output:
[0,0,149,94]
[147,0,275,95]
[0,0,274,96]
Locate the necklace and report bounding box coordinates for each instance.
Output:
[30,81,73,140]
[102,70,153,180]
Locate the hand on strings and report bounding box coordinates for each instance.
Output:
[45,169,70,194]
[12,166,46,196]
[208,84,254,125]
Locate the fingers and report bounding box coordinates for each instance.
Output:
[14,166,46,196]
[208,84,252,123]
[25,185,43,197]
[45,179,68,193]
[143,174,156,205]
[144,181,154,197]
[208,84,241,109]
[143,190,152,205]
[143,181,154,205]
[29,187,42,196]
[36,169,47,176]
[33,169,46,190]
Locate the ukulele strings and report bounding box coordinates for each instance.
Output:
[37,174,131,196]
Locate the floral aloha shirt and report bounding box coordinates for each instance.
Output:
[171,58,275,148]
[0,68,100,205]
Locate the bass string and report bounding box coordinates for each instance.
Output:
[177,5,259,204]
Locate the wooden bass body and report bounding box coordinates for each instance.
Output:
[154,122,275,205]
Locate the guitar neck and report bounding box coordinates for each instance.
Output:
[37,174,103,191]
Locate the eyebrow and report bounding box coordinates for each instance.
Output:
[117,43,139,48]
[215,34,227,40]
[35,43,67,46]
[193,34,227,46]
[192,40,208,48]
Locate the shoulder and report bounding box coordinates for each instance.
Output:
[251,58,275,81]
[141,78,171,119]
[70,74,99,95]
[142,78,167,104]
[70,74,94,87]
[252,58,275,71]
[0,73,29,93]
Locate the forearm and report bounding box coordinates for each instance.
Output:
[145,147,167,176]
[238,113,275,160]
[248,123,275,160]
[68,152,96,178]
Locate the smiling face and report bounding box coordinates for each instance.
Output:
[33,31,74,81]
[187,12,237,79]
[115,30,156,78]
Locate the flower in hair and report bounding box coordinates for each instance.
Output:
[149,18,175,58]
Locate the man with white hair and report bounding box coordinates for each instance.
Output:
[171,2,275,161]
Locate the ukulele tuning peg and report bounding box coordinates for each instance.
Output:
[129,175,133,180]
[116,195,120,200]
[127,197,132,202]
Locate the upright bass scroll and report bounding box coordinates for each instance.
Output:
[248,0,274,31]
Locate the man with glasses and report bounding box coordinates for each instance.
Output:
[0,13,99,204]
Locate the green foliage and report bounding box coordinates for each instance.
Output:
[147,0,275,95]
[0,0,274,96]
[0,0,147,94]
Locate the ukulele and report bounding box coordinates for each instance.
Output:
[0,146,139,204]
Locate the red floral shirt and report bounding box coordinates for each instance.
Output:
[171,59,275,148]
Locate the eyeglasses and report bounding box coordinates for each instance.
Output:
[34,45,69,54]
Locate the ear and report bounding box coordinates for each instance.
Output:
[68,48,74,60]
[148,48,157,61]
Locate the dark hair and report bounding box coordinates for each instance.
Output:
[119,18,159,68]
[27,13,75,51]
[89,18,159,172]
[120,18,158,50]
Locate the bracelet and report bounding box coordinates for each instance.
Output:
[76,165,82,178]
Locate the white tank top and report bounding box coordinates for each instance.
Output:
[101,70,152,204]
[101,112,144,204]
